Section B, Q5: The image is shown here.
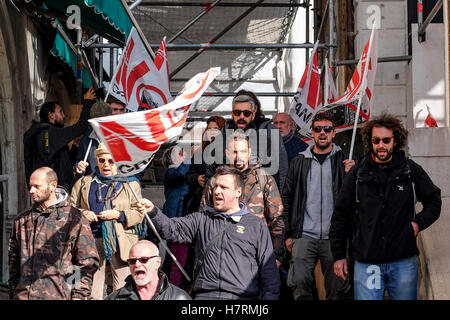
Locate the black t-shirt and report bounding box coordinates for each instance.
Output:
[312,150,331,165]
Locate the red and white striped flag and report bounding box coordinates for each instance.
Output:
[106,28,173,111]
[90,67,221,176]
[288,41,323,138]
[324,27,378,124]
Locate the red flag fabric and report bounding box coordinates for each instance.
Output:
[425,112,438,127]
[90,67,221,176]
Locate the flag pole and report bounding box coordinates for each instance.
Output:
[83,139,93,163]
[126,177,191,282]
[348,25,376,161]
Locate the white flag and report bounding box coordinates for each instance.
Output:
[106,28,173,111]
[288,41,323,138]
[90,67,221,176]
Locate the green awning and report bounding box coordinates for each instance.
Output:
[51,22,93,88]
[44,0,133,45]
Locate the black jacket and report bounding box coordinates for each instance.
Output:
[330,151,441,263]
[205,118,288,190]
[148,203,280,300]
[105,272,191,300]
[282,146,347,239]
[23,99,94,191]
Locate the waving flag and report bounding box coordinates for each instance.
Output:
[324,27,378,124]
[425,106,438,127]
[288,41,323,138]
[324,58,338,104]
[106,28,172,111]
[154,37,170,89]
[90,67,220,176]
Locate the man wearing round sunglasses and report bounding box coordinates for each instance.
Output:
[105,240,191,300]
[282,111,355,300]
[330,113,441,300]
[70,143,146,299]
[206,90,288,191]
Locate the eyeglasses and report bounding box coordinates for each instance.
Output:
[98,158,114,165]
[127,256,159,265]
[371,137,394,145]
[232,109,253,117]
[312,125,334,133]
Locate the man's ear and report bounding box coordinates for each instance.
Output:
[236,186,242,199]
[50,181,57,193]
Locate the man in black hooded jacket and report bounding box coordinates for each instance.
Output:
[330,113,441,300]
[23,88,96,191]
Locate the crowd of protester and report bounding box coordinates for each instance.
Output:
[9,89,441,300]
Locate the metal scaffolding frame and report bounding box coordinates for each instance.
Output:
[418,0,443,42]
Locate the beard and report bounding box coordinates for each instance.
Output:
[373,147,394,162]
[132,271,151,287]
[236,119,249,129]
[32,187,51,204]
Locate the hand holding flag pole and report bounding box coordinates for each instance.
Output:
[127,178,191,282]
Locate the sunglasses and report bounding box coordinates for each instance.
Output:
[312,125,334,133]
[98,158,114,165]
[232,109,253,117]
[371,137,394,145]
[127,255,158,265]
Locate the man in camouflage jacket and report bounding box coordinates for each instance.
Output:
[8,167,99,300]
[202,132,286,265]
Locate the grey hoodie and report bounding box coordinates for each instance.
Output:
[301,143,342,239]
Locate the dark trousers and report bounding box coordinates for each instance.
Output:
[287,236,339,300]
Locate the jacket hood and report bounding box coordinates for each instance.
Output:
[302,143,342,159]
[33,186,69,213]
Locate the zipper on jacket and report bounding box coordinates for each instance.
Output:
[217,218,227,298]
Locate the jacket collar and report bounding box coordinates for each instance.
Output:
[358,150,410,178]
[119,271,170,300]
[203,201,250,223]
[302,143,341,159]
[33,187,69,214]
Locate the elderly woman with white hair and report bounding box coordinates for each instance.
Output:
[70,143,146,300]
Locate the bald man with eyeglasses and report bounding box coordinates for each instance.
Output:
[105,240,191,300]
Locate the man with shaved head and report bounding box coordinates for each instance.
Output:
[8,167,99,300]
[105,240,191,300]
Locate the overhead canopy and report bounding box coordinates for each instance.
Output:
[50,22,93,88]
[43,0,133,45]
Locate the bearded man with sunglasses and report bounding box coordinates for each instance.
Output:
[330,113,441,300]
[206,90,289,191]
[282,112,355,300]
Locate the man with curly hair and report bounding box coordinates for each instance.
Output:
[329,113,441,300]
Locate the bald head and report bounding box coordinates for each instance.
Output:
[29,167,58,207]
[32,167,58,185]
[130,240,160,257]
[274,112,295,137]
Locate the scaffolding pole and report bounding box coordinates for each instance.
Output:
[328,0,336,67]
[170,0,266,78]
[171,92,297,97]
[168,0,222,43]
[335,55,412,66]
[88,42,332,50]
[130,1,307,7]
[418,0,443,43]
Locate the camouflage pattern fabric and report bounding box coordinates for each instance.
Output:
[201,163,286,262]
[8,193,99,300]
